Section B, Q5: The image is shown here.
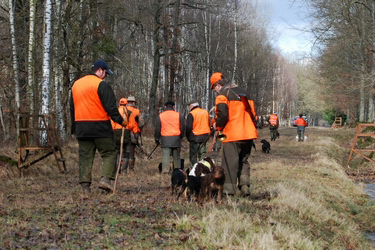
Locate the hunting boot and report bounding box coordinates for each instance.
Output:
[99,176,113,192]
[81,182,91,198]
[240,185,250,197]
[121,157,129,174]
[128,158,135,171]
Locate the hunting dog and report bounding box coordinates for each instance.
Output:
[199,165,225,204]
[171,168,188,199]
[187,157,215,201]
[260,139,271,153]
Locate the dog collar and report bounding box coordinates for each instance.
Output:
[199,160,211,170]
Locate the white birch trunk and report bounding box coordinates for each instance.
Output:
[8,0,20,112]
[204,10,211,110]
[41,0,52,115]
[54,0,66,139]
[27,0,36,114]
[232,0,238,83]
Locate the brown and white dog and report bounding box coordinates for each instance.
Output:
[199,165,225,203]
[187,157,215,201]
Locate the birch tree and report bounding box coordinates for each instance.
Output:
[41,0,52,115]
[27,0,36,115]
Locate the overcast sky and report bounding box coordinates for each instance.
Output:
[258,0,312,55]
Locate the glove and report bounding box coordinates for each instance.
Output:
[155,140,160,145]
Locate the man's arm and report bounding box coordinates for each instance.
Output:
[97,81,123,125]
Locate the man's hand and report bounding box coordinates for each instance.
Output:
[155,140,160,146]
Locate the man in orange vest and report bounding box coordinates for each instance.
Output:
[268,113,279,141]
[111,98,136,173]
[154,100,185,174]
[295,114,308,141]
[210,72,258,196]
[186,100,211,166]
[70,60,127,195]
[126,96,145,171]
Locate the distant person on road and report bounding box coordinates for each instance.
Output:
[295,114,308,141]
[186,100,211,166]
[70,60,127,196]
[268,113,279,141]
[154,101,185,174]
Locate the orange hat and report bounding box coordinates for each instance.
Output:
[119,98,127,105]
[210,72,223,89]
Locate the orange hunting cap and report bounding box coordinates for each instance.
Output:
[210,72,223,89]
[119,98,127,105]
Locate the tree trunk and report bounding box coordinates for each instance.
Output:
[41,0,52,115]
[27,0,36,115]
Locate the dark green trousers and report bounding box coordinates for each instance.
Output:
[189,141,207,166]
[162,147,180,173]
[221,140,253,195]
[78,137,117,183]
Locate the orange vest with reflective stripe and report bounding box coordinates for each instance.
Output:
[127,106,141,133]
[72,75,109,122]
[190,107,210,136]
[215,95,257,142]
[269,114,278,126]
[160,110,181,136]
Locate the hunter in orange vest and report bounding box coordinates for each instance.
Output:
[268,113,279,141]
[210,72,258,196]
[186,100,211,165]
[70,60,127,195]
[295,114,308,141]
[155,101,185,174]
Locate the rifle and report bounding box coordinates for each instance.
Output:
[147,143,160,160]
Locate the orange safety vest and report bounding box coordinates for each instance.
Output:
[111,106,134,131]
[269,114,278,126]
[215,95,257,142]
[190,107,211,136]
[72,75,109,122]
[127,106,141,133]
[295,117,307,127]
[160,110,181,136]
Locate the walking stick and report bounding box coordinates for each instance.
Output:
[113,107,128,194]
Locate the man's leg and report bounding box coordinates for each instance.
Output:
[238,140,252,195]
[189,142,199,166]
[96,137,117,180]
[162,147,172,173]
[198,142,207,162]
[301,128,305,141]
[222,142,239,195]
[172,147,181,169]
[78,138,96,184]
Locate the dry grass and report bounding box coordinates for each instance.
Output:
[1,127,375,249]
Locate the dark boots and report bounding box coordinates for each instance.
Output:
[98,176,113,192]
[128,158,135,171]
[81,182,91,198]
[120,158,129,173]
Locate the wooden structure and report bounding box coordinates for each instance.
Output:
[17,113,66,175]
[331,117,342,128]
[347,123,375,167]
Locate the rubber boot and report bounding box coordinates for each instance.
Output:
[99,177,113,192]
[121,157,129,174]
[129,158,135,171]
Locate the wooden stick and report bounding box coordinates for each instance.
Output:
[112,107,128,194]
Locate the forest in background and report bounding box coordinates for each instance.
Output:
[0,0,374,142]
